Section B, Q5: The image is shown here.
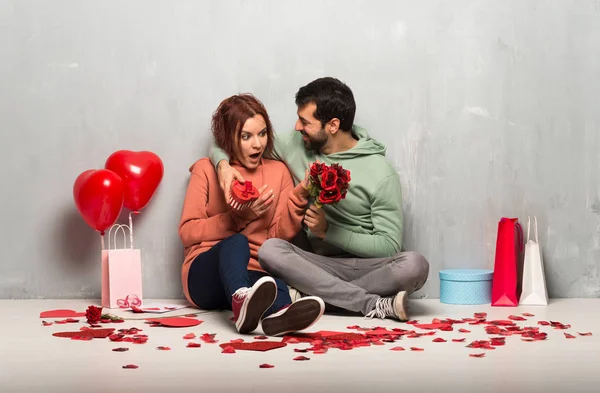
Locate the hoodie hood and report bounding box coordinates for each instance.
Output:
[327,125,387,159]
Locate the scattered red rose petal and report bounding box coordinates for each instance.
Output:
[432,338,447,343]
[537,320,550,325]
[578,332,593,336]
[156,346,171,350]
[293,356,310,361]
[294,348,309,353]
[39,309,86,318]
[254,335,268,340]
[474,312,487,319]
[469,353,485,358]
[410,347,424,351]
[413,323,449,330]
[508,315,527,321]
[564,333,576,339]
[551,321,571,330]
[259,364,274,368]
[200,333,217,343]
[183,333,196,339]
[390,346,405,351]
[467,340,496,350]
[285,338,300,344]
[42,321,53,326]
[122,364,138,369]
[522,312,535,317]
[452,338,466,342]
[112,347,129,352]
[346,325,361,329]
[131,306,144,313]
[71,336,92,341]
[489,320,515,326]
[313,348,328,354]
[89,324,102,328]
[458,328,471,333]
[53,328,115,339]
[187,342,201,348]
[229,339,244,343]
[221,346,236,353]
[406,320,419,324]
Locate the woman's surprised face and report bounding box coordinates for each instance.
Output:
[236,115,268,169]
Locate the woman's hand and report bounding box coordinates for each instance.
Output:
[249,185,274,217]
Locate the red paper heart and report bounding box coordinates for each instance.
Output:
[105,150,164,211]
[218,341,287,352]
[53,328,115,339]
[364,329,403,336]
[324,333,366,341]
[146,317,202,328]
[282,334,320,343]
[414,323,452,330]
[40,309,86,318]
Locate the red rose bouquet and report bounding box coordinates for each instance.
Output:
[306,162,351,208]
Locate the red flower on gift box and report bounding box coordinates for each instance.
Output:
[307,162,350,208]
[85,305,103,325]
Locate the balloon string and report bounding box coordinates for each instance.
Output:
[101,234,105,250]
[129,212,134,249]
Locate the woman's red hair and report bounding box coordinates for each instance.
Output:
[211,94,274,160]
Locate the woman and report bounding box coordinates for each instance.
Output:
[179,94,325,336]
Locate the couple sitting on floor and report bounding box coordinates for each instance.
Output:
[178,77,430,337]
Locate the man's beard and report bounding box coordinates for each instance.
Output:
[302,128,328,152]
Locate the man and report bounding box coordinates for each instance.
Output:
[209,77,429,321]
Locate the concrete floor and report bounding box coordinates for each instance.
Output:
[1,298,599,393]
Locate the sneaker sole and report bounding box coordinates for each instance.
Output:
[394,291,409,321]
[261,297,324,337]
[236,277,277,334]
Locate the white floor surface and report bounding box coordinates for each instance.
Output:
[1,298,599,393]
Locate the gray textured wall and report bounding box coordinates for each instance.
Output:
[1,0,599,299]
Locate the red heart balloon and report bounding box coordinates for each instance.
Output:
[73,169,124,235]
[105,150,164,211]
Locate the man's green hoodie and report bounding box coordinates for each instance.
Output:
[209,126,403,258]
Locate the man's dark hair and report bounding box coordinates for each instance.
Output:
[295,77,356,132]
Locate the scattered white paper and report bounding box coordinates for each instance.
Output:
[124,302,188,313]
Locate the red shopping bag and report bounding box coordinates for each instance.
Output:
[491,217,524,307]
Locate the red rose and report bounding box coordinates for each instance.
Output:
[86,305,103,325]
[320,167,338,191]
[331,163,350,184]
[310,162,326,179]
[318,189,342,205]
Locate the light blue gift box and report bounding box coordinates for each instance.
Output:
[439,269,494,305]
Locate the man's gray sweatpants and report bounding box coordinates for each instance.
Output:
[257,238,430,316]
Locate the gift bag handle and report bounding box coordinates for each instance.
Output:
[516,222,524,252]
[100,212,137,250]
[105,224,133,250]
[527,216,539,244]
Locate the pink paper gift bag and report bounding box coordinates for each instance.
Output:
[101,224,143,309]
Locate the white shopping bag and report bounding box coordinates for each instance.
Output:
[519,216,549,305]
